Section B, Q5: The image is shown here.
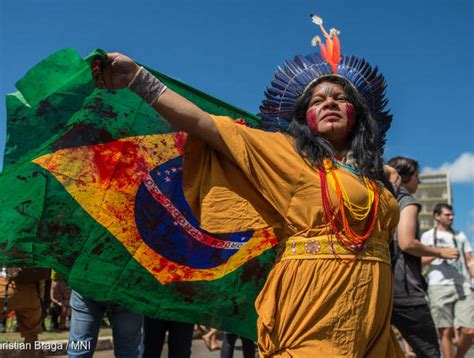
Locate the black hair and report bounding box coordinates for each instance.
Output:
[433,203,453,216]
[286,75,385,181]
[386,156,420,183]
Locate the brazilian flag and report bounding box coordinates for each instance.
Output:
[0,49,277,339]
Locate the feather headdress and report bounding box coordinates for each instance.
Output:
[259,14,392,148]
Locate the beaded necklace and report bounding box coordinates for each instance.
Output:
[319,158,379,259]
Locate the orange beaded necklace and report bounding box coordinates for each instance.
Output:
[319,159,379,259]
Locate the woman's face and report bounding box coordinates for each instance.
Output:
[305,81,356,147]
[404,170,421,194]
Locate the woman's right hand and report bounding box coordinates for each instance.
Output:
[92,52,140,90]
[438,247,460,260]
[90,52,230,159]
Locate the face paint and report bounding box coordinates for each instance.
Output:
[345,103,356,135]
[306,108,319,133]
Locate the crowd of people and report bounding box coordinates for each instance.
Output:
[1,15,473,358]
[0,276,257,358]
[1,191,472,357]
[388,158,474,357]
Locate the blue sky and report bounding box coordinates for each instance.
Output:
[1,0,473,240]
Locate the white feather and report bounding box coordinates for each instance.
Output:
[311,36,322,47]
[329,28,340,38]
[311,14,323,26]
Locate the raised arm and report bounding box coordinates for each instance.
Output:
[93,52,231,158]
[397,205,459,259]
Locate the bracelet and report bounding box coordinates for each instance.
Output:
[436,249,442,258]
[392,184,400,196]
[128,66,167,105]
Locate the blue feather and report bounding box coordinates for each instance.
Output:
[260,52,392,145]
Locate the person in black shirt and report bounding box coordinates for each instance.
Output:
[388,157,458,358]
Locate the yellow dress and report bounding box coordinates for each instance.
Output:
[183,116,404,357]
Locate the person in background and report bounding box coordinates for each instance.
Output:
[50,270,71,331]
[387,157,458,358]
[202,327,220,351]
[221,332,256,358]
[68,289,143,357]
[421,203,474,358]
[0,267,50,358]
[143,317,194,358]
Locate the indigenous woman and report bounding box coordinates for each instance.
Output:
[94,15,403,357]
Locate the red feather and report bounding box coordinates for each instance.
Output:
[315,19,342,74]
[320,44,328,61]
[331,34,341,72]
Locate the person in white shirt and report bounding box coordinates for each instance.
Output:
[421,203,474,358]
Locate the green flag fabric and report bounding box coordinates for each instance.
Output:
[0,48,277,339]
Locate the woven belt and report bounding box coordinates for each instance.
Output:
[277,235,390,264]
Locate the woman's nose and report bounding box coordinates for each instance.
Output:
[322,97,338,108]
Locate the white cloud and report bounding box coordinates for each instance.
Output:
[423,152,474,183]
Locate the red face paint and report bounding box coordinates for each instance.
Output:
[306,108,319,134]
[345,103,356,135]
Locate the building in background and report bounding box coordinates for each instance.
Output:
[415,172,452,233]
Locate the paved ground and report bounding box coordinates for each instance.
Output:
[0,334,471,357]
[53,338,474,358]
[54,338,248,357]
